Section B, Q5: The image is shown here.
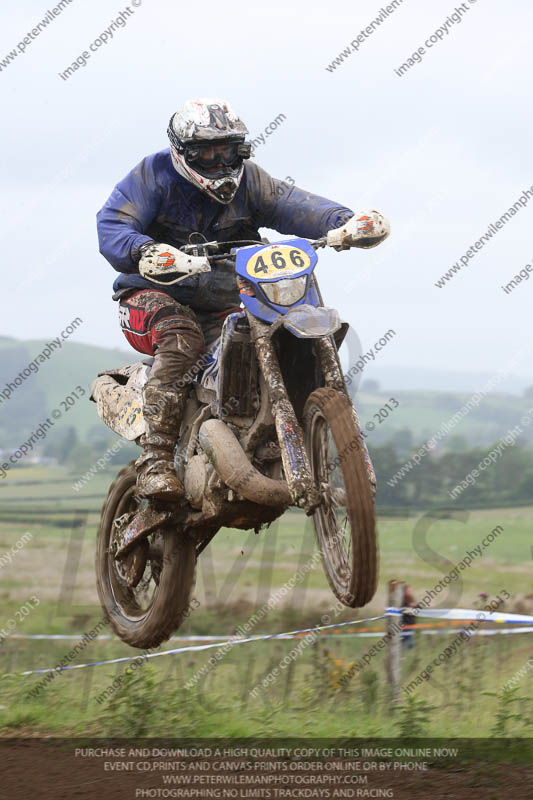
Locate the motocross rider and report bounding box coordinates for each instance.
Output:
[97,98,389,499]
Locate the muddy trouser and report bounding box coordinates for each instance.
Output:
[117,289,238,492]
[118,289,233,381]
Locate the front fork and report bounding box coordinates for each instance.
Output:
[314,335,377,491]
[247,314,376,512]
[247,314,319,512]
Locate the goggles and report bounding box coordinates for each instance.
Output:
[167,119,251,171]
[184,140,251,172]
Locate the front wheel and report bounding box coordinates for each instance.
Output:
[96,463,197,649]
[303,388,378,608]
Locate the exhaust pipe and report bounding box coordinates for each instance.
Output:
[198,419,291,507]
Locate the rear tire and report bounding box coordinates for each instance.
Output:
[95,463,196,649]
[304,389,378,607]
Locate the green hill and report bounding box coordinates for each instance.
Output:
[1,336,532,454]
[0,338,134,449]
[354,387,533,452]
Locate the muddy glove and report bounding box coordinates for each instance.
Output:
[326,210,390,251]
[138,242,211,285]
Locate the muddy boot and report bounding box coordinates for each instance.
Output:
[135,384,187,499]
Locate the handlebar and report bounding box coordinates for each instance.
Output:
[142,236,332,286]
[181,236,328,265]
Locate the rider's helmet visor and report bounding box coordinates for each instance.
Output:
[186,141,240,171]
[184,140,252,177]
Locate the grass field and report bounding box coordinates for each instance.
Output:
[0,466,531,740]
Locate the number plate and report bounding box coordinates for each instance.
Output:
[245,244,311,279]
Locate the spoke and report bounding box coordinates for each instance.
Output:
[111,503,159,616]
[319,427,330,481]
[314,409,353,583]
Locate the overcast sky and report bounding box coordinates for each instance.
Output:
[2,0,532,384]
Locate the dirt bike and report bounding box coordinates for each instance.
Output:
[92,236,378,648]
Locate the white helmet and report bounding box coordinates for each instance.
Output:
[167,98,251,204]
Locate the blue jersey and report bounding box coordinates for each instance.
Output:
[97,149,353,312]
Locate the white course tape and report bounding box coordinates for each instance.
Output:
[3,611,532,680]
[6,634,221,642]
[406,626,533,637]
[5,628,387,644]
[386,607,533,624]
[1,616,386,679]
[4,608,533,647]
[6,627,533,644]
[7,626,533,642]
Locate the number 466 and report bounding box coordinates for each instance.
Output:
[254,249,305,273]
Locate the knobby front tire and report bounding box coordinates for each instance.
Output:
[304,389,378,607]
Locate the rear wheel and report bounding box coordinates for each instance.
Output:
[96,463,196,649]
[303,388,378,607]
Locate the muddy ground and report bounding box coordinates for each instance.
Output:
[2,739,533,800]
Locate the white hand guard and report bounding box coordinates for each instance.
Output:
[138,242,211,285]
[326,210,390,250]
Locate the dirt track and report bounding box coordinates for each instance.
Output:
[2,739,533,800]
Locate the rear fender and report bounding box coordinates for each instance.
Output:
[91,362,149,441]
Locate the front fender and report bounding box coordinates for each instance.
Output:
[271,304,341,339]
